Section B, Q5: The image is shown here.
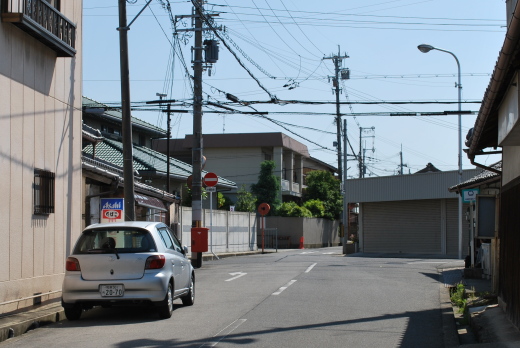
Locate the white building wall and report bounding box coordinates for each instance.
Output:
[502,146,520,186]
[0,3,83,313]
[203,147,263,201]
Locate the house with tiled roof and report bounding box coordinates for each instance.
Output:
[81,99,237,232]
[463,0,520,329]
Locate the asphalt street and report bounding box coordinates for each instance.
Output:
[0,247,454,348]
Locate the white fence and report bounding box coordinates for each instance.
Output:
[177,207,258,254]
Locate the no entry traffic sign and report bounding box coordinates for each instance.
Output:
[203,172,218,187]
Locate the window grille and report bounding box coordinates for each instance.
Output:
[34,168,55,215]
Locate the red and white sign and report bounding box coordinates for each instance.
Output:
[102,210,122,220]
[203,172,218,187]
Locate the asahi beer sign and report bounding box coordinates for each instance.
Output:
[100,198,124,223]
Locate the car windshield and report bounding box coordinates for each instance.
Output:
[73,228,156,254]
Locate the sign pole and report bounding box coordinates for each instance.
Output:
[257,203,270,254]
[204,172,219,259]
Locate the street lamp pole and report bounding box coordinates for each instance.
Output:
[418,44,463,259]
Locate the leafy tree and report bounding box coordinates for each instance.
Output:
[181,185,208,207]
[277,201,312,217]
[251,160,280,214]
[235,185,257,212]
[304,170,342,220]
[303,199,325,218]
[217,192,234,210]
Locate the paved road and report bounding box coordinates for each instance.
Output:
[1,247,454,348]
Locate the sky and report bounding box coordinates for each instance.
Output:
[82,0,506,178]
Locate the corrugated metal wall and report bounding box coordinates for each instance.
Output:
[345,169,479,203]
[445,200,471,257]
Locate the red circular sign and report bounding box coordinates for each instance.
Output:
[258,203,270,216]
[203,172,218,187]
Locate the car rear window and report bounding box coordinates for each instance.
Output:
[73,228,157,254]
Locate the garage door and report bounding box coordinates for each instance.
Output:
[363,200,442,254]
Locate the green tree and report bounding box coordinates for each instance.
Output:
[235,184,256,212]
[181,185,208,207]
[251,160,280,213]
[217,192,233,210]
[303,199,326,218]
[277,201,312,217]
[304,170,342,220]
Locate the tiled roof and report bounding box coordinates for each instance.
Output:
[83,137,236,188]
[82,156,177,202]
[448,162,501,192]
[82,96,166,136]
[415,162,441,174]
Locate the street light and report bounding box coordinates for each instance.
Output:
[417,44,463,260]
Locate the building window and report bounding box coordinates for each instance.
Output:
[264,153,272,161]
[34,168,55,215]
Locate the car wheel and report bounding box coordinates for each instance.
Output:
[158,282,174,319]
[64,306,82,321]
[181,274,195,306]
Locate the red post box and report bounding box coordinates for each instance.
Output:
[191,227,209,252]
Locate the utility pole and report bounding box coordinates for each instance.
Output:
[342,119,348,254]
[118,0,135,221]
[323,46,349,180]
[358,126,375,178]
[400,145,404,175]
[192,0,204,266]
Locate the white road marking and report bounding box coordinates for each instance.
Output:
[225,272,247,281]
[305,263,317,273]
[202,319,247,347]
[272,280,297,295]
[300,251,317,254]
[322,252,335,254]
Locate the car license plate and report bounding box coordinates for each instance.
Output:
[100,284,124,297]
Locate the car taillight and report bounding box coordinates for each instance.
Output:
[66,257,81,271]
[145,255,166,269]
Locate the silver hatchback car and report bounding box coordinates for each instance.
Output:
[61,221,194,320]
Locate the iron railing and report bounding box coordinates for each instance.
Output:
[2,0,76,57]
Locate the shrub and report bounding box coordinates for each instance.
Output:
[451,283,467,313]
[277,202,312,217]
[303,199,325,218]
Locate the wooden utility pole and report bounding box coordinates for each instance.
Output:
[118,0,135,221]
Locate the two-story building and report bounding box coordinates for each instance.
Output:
[153,132,337,204]
[0,1,82,314]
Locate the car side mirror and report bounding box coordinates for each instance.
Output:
[182,246,189,256]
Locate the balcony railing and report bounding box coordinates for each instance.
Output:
[2,0,76,57]
[281,179,302,197]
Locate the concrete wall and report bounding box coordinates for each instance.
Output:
[179,207,257,253]
[265,217,341,248]
[0,3,83,313]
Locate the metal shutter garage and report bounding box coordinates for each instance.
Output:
[363,199,442,254]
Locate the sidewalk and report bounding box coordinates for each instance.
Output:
[440,266,520,347]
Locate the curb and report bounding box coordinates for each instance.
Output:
[0,302,65,343]
[440,282,460,348]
